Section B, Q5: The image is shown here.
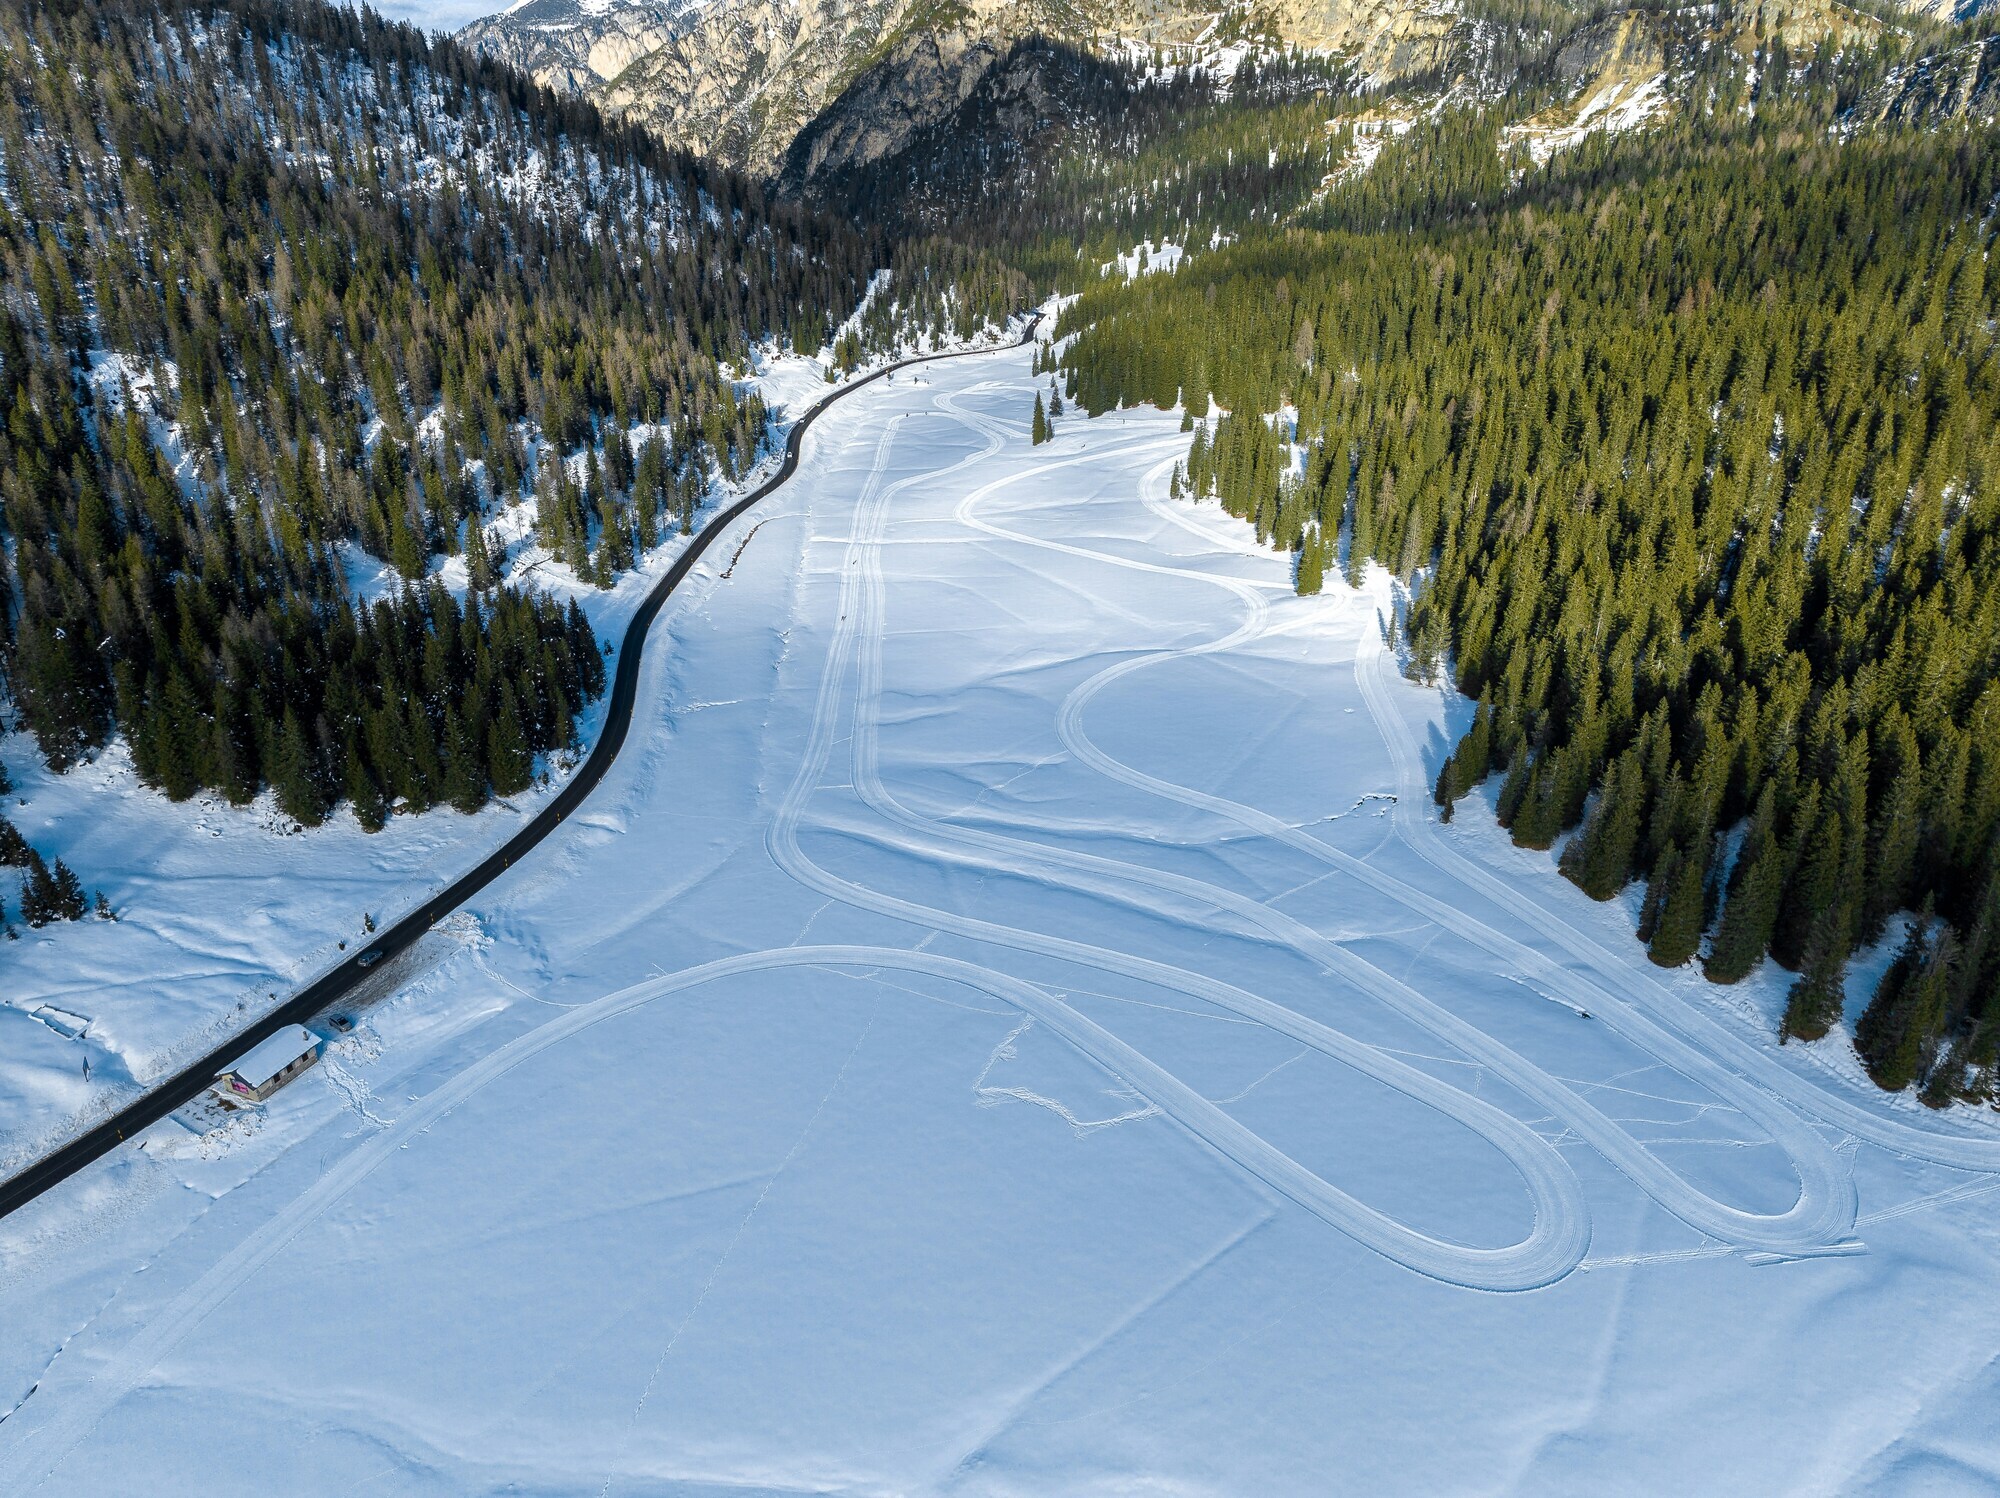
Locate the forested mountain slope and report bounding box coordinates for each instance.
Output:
[0,0,878,860]
[1042,73,2000,1101]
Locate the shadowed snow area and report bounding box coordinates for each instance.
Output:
[4,342,2000,1494]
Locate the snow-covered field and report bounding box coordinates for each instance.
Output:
[4,341,2000,1494]
[0,340,865,1177]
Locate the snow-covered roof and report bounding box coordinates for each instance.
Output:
[219,1024,321,1089]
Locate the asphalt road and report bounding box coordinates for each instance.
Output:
[0,317,1039,1224]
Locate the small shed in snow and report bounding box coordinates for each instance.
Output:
[211,1024,322,1107]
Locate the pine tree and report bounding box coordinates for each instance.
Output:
[1648,836,1709,968]
[1861,754,1923,946]
[1295,530,1326,595]
[1433,761,1458,823]
[444,705,487,815]
[1637,841,1682,946]
[1031,392,1050,446]
[49,859,86,921]
[1510,754,1568,851]
[1856,914,1956,1091]
[1705,784,1785,983]
[1561,750,1644,901]
[487,686,534,797]
[20,851,55,927]
[345,742,389,833]
[273,711,326,828]
[1782,908,1852,1043]
[1772,786,1841,970]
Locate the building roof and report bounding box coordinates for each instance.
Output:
[218,1023,321,1090]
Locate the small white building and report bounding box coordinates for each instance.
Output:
[210,1024,322,1108]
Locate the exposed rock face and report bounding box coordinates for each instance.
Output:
[599,0,928,172]
[461,0,1038,173]
[1270,0,1460,83]
[457,0,1471,176]
[1856,35,2000,126]
[1721,0,1878,51]
[453,0,1969,184]
[1549,9,1663,87]
[779,27,1004,188]
[777,32,1119,202]
[457,0,701,94]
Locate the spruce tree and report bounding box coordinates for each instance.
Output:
[1705,784,1786,983]
[487,687,534,797]
[1856,915,1956,1091]
[1295,531,1325,595]
[345,743,389,833]
[1648,838,1709,968]
[20,851,55,927]
[1031,393,1050,446]
[49,859,86,922]
[1782,908,1852,1043]
[444,706,487,815]
[273,713,326,827]
[1637,842,1682,947]
[1561,750,1643,901]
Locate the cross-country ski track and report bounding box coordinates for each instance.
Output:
[5,329,2000,1496]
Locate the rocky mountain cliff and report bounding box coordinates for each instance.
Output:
[457,0,703,92]
[457,0,2000,184]
[1857,32,2000,124]
[459,0,1472,173]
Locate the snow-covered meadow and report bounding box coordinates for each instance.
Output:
[3,339,1999,1494]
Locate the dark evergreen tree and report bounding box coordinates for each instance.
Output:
[1856,914,1957,1091]
[1648,839,1709,969]
[1561,751,1644,901]
[272,713,326,828]
[1705,784,1786,984]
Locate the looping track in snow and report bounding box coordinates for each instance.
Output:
[13,336,2000,1493]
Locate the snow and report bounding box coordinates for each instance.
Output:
[1321,112,1413,190]
[4,336,2000,1492]
[0,289,1022,1182]
[1104,240,1185,280]
[1506,72,1670,166]
[217,1025,321,1093]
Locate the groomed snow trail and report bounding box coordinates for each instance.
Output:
[938,393,1899,1258]
[768,408,1588,1291]
[9,335,2000,1497]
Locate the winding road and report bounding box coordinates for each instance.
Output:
[0,322,1038,1226]
[9,322,2000,1493]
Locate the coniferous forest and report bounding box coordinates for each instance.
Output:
[7,0,2000,1101]
[0,0,881,836]
[1045,77,2000,1100]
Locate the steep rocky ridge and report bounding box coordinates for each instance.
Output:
[1855,32,2000,123]
[459,0,1477,173]
[457,0,702,92]
[457,0,2000,186]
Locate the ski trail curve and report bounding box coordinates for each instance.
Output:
[1349,628,2000,1174]
[938,393,1860,1255]
[762,404,1587,1292]
[15,938,1556,1489]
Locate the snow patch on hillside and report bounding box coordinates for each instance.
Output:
[1505,71,1669,165]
